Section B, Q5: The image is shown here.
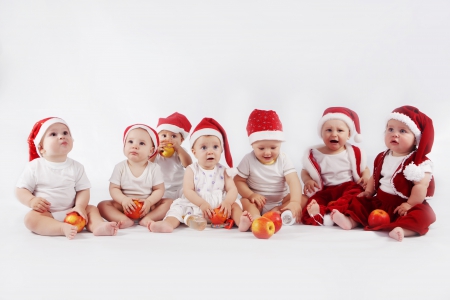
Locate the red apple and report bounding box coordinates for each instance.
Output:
[160,143,175,158]
[210,207,227,225]
[125,199,144,220]
[368,209,390,227]
[262,211,282,233]
[64,212,86,233]
[251,217,275,239]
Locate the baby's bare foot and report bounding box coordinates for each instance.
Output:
[62,223,78,240]
[307,200,320,217]
[330,209,353,230]
[238,211,254,232]
[149,221,173,233]
[93,222,119,236]
[119,218,135,229]
[389,227,404,242]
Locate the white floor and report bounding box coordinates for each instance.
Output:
[2,191,450,300]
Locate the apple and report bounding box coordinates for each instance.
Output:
[262,211,282,233]
[125,199,144,220]
[251,217,275,239]
[160,143,175,158]
[368,209,390,227]
[64,212,86,233]
[210,207,227,225]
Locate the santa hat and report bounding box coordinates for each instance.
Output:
[28,117,70,161]
[246,109,285,144]
[123,124,159,158]
[318,107,362,143]
[388,105,434,182]
[156,112,192,139]
[190,118,233,168]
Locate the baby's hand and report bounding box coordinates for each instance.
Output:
[121,197,137,215]
[199,202,213,219]
[30,197,51,213]
[281,202,301,223]
[218,202,232,218]
[356,177,369,189]
[303,180,319,194]
[139,199,152,217]
[71,206,88,223]
[249,193,266,210]
[394,202,412,217]
[357,190,374,198]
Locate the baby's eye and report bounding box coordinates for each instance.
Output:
[128,140,133,144]
[140,142,145,146]
[259,148,264,151]
[162,134,167,138]
[201,146,207,150]
[213,145,219,150]
[172,135,177,139]
[271,147,276,150]
[50,132,57,136]
[400,129,407,133]
[387,128,394,132]
[63,131,69,135]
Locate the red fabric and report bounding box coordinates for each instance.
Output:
[345,189,436,235]
[373,150,435,199]
[322,107,361,136]
[246,109,283,136]
[157,112,192,134]
[27,117,56,161]
[301,181,364,226]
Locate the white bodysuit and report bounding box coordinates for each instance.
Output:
[16,157,91,221]
[154,151,185,199]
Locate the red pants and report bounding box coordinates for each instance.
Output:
[345,189,436,235]
[301,181,364,226]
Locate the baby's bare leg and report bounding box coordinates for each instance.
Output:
[139,198,173,227]
[85,205,119,236]
[24,210,78,240]
[330,209,357,230]
[389,227,417,242]
[149,216,180,233]
[98,200,134,229]
[238,211,254,232]
[241,198,262,220]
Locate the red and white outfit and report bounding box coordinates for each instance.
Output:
[301,107,366,226]
[301,143,366,225]
[345,150,435,234]
[344,106,436,235]
[155,112,192,199]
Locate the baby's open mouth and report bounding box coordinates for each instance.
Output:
[207,157,214,160]
[330,140,339,144]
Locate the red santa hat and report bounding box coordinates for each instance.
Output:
[388,105,434,182]
[190,118,233,168]
[318,107,362,143]
[123,124,159,158]
[28,117,70,161]
[156,112,192,139]
[246,109,285,144]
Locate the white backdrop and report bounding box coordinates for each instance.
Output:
[1,1,450,299]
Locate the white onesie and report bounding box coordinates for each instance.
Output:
[16,157,91,221]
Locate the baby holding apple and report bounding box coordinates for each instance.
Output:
[148,118,247,232]
[98,124,171,229]
[234,109,306,231]
[300,107,369,226]
[150,112,193,201]
[331,106,436,241]
[15,117,119,239]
